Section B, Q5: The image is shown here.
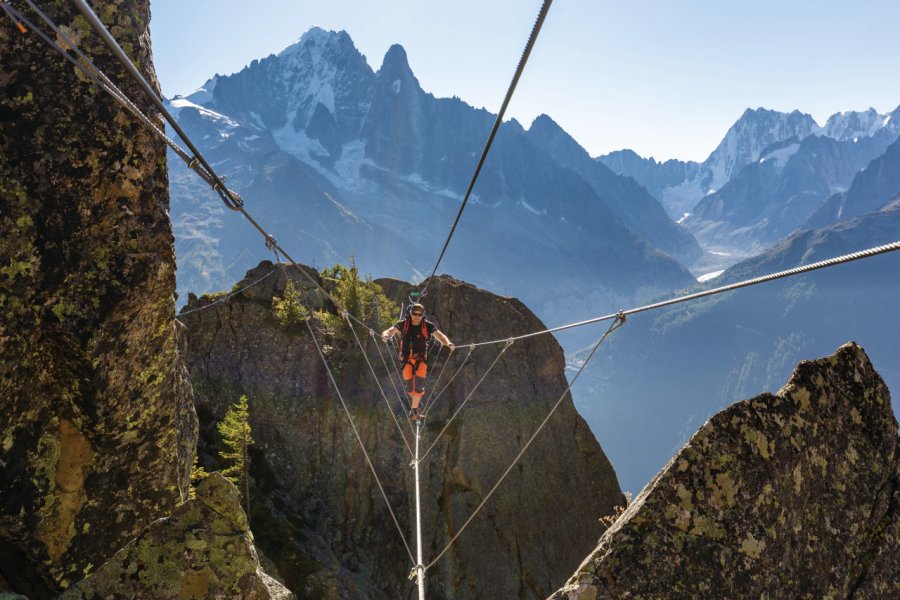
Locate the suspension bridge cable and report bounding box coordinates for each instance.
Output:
[421,346,475,417]
[462,240,900,348]
[71,0,243,210]
[420,340,513,461]
[374,334,417,436]
[175,266,280,318]
[5,0,208,187]
[343,312,415,458]
[422,0,554,292]
[303,315,417,566]
[425,315,625,571]
[55,0,375,337]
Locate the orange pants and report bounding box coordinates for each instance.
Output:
[402,356,428,407]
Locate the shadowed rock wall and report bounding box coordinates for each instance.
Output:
[0,1,196,594]
[181,263,625,599]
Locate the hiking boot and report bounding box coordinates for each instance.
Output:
[409,409,419,422]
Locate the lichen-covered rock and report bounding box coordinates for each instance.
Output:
[551,342,900,599]
[0,0,196,593]
[181,262,625,599]
[59,472,292,599]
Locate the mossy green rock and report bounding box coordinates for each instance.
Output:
[551,342,900,598]
[0,0,196,594]
[60,473,292,599]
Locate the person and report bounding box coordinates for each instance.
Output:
[381,303,454,421]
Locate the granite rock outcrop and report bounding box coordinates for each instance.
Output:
[551,343,899,598]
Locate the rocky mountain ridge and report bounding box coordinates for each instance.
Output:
[600,105,900,231]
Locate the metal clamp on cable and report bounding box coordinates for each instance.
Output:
[504,338,514,349]
[408,566,419,581]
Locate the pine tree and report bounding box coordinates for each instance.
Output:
[217,394,253,521]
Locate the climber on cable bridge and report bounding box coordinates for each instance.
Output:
[381,302,454,422]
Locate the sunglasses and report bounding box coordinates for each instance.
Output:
[411,311,424,317]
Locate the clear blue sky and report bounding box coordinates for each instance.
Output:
[151,0,900,163]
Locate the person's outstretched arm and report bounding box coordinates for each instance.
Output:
[433,330,455,351]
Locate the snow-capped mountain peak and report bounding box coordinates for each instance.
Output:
[821,106,900,141]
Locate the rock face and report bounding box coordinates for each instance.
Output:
[551,343,899,599]
[59,473,292,600]
[181,262,625,599]
[0,0,196,595]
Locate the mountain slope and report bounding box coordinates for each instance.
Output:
[169,28,696,331]
[683,131,896,252]
[526,115,702,265]
[579,199,900,493]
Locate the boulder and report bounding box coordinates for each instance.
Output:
[551,342,899,598]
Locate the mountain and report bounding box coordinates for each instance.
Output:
[599,108,821,219]
[180,266,625,599]
[806,134,900,228]
[599,107,899,225]
[525,115,702,265]
[578,196,900,493]
[597,149,706,217]
[683,129,897,253]
[168,28,697,334]
[552,343,900,598]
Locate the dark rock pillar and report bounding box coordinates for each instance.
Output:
[0,0,196,593]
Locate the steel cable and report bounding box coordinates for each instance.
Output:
[424,315,625,571]
[422,0,554,292]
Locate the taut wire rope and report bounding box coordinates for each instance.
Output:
[303,314,416,565]
[420,340,513,461]
[343,312,415,458]
[424,315,625,571]
[373,333,417,437]
[176,266,280,318]
[462,240,900,348]
[421,345,475,417]
[422,0,554,293]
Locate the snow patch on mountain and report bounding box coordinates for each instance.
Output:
[759,142,800,171]
[273,111,329,160]
[168,97,240,129]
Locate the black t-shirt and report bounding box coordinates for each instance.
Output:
[395,318,436,357]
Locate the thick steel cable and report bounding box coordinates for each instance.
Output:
[65,0,384,339]
[387,337,416,414]
[7,0,247,220]
[416,343,446,411]
[420,340,513,461]
[8,1,180,157]
[343,313,415,458]
[425,316,625,571]
[72,0,242,210]
[423,0,553,292]
[421,345,475,417]
[303,315,416,565]
[176,266,280,318]
[374,335,417,437]
[463,240,900,348]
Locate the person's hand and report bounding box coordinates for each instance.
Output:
[448,342,456,352]
[381,333,390,343]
